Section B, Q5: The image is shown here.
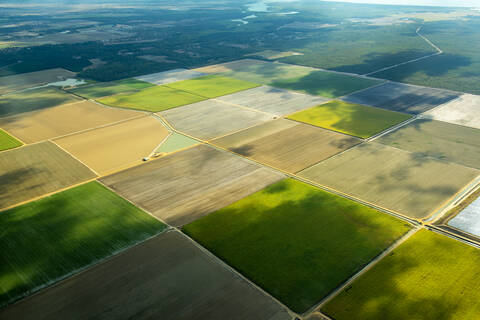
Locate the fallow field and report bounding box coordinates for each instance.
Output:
[212,119,361,173]
[0,231,290,320]
[0,141,96,210]
[101,144,284,226]
[322,229,480,320]
[299,142,480,219]
[184,178,411,313]
[423,94,480,130]
[0,181,166,307]
[288,100,412,139]
[0,68,75,95]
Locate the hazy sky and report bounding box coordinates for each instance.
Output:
[322,0,479,7]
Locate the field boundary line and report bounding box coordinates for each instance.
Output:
[366,115,418,142]
[436,182,480,225]
[0,127,26,145]
[0,178,97,213]
[285,116,366,140]
[178,230,299,319]
[365,26,442,77]
[0,227,172,310]
[427,225,480,249]
[302,227,420,318]
[337,80,388,100]
[49,139,100,177]
[211,98,278,118]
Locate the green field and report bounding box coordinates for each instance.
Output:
[155,132,199,154]
[323,229,480,320]
[166,75,260,98]
[0,181,166,307]
[68,78,154,99]
[271,71,383,98]
[183,178,410,313]
[0,129,22,151]
[288,100,412,138]
[0,87,80,117]
[97,85,206,112]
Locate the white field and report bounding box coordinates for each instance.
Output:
[449,196,480,237]
[423,94,480,129]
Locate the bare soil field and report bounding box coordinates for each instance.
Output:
[423,94,480,129]
[217,85,328,116]
[100,144,284,226]
[0,87,81,118]
[375,119,480,169]
[0,231,290,320]
[343,82,459,114]
[135,68,206,85]
[299,143,480,219]
[0,141,96,210]
[213,119,361,173]
[159,100,275,140]
[54,116,169,176]
[0,101,144,143]
[0,68,76,95]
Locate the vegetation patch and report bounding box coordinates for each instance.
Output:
[183,178,411,313]
[165,75,260,98]
[0,129,22,152]
[323,229,480,320]
[97,85,206,112]
[288,100,411,138]
[68,78,154,99]
[0,181,166,307]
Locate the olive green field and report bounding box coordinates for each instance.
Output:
[0,129,22,151]
[68,78,154,99]
[183,178,411,313]
[287,100,412,138]
[322,229,480,320]
[0,181,166,307]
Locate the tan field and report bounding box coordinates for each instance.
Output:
[54,116,169,175]
[0,231,290,320]
[299,142,480,219]
[0,101,145,143]
[213,119,361,173]
[0,141,96,210]
[101,144,284,226]
[0,68,76,95]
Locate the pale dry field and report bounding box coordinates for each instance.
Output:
[217,85,328,116]
[0,68,76,94]
[54,116,169,175]
[101,144,284,226]
[0,231,290,320]
[423,94,480,129]
[0,101,144,143]
[0,141,96,210]
[299,142,480,219]
[213,119,361,173]
[193,59,273,74]
[159,99,275,140]
[135,68,206,85]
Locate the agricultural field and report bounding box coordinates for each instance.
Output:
[288,100,412,139]
[217,85,328,116]
[437,187,480,239]
[343,82,460,114]
[0,181,166,308]
[0,68,75,95]
[0,141,96,210]
[0,129,22,151]
[54,116,169,175]
[101,144,284,226]
[135,68,206,85]
[423,94,480,129]
[299,143,480,219]
[212,119,360,173]
[321,229,480,320]
[155,132,199,154]
[0,101,144,144]
[183,178,411,313]
[165,75,260,99]
[97,85,206,112]
[375,119,480,169]
[0,231,290,320]
[0,87,81,117]
[67,78,154,99]
[159,100,274,140]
